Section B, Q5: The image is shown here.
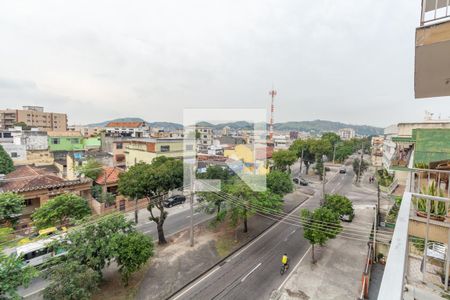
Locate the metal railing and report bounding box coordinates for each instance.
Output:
[421,0,450,26]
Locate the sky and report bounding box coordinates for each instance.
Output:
[1,0,449,128]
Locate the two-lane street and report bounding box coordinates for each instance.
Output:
[171,166,358,300]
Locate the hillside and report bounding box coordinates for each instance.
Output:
[87,118,382,136]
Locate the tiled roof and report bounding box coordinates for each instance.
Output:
[95,167,122,185]
[1,165,91,193]
[105,122,145,128]
[47,131,83,137]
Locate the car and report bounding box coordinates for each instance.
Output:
[339,167,347,174]
[339,213,354,222]
[163,195,186,208]
[293,177,308,186]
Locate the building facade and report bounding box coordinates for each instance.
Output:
[125,138,184,167]
[0,106,67,131]
[338,128,356,140]
[105,121,148,138]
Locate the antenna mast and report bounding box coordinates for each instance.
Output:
[269,88,277,141]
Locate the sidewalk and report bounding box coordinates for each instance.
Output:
[136,190,311,300]
[272,206,374,300]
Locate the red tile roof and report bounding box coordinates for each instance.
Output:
[1,165,91,193]
[95,167,122,185]
[105,122,145,128]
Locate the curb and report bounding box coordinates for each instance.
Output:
[164,194,312,300]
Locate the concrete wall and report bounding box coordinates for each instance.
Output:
[409,218,450,244]
[397,122,450,137]
[26,149,53,165]
[2,143,27,164]
[21,131,48,150]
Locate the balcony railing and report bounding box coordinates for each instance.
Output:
[421,0,450,26]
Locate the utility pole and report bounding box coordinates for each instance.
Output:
[268,88,277,142]
[332,143,337,164]
[299,148,304,175]
[189,164,195,247]
[377,182,381,226]
[374,205,377,262]
[321,162,326,206]
[357,142,364,184]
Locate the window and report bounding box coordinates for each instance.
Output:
[203,135,207,138]
[11,152,18,158]
[70,138,79,144]
[24,199,33,206]
[52,138,60,144]
[160,145,170,152]
[3,132,11,138]
[116,143,123,149]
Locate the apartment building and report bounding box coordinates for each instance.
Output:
[0,106,67,131]
[68,125,103,137]
[370,136,384,167]
[337,128,355,140]
[379,1,450,298]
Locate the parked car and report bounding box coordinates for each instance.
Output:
[339,167,347,174]
[293,177,308,186]
[163,195,186,208]
[339,213,354,222]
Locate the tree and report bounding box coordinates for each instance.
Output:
[197,166,232,221]
[0,145,14,175]
[321,132,341,147]
[272,149,297,172]
[13,122,31,130]
[324,194,354,218]
[43,260,100,300]
[314,155,324,180]
[352,158,369,182]
[301,207,341,263]
[118,156,183,244]
[266,171,293,196]
[290,139,316,175]
[225,179,282,233]
[78,158,103,180]
[32,193,91,229]
[113,232,154,285]
[0,192,24,226]
[0,254,37,299]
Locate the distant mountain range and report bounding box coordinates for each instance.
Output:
[86,118,382,136]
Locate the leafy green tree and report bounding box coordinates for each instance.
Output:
[113,232,154,285]
[290,139,316,174]
[272,149,297,172]
[32,193,91,229]
[13,122,31,130]
[266,171,293,196]
[353,158,369,182]
[0,192,24,226]
[314,156,325,180]
[0,145,14,175]
[0,254,37,299]
[43,260,100,300]
[197,166,232,221]
[321,132,341,146]
[118,156,183,244]
[324,194,354,218]
[225,180,282,233]
[301,207,342,263]
[56,214,134,274]
[78,159,103,180]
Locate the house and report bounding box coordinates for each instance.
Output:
[125,138,184,167]
[105,121,148,138]
[0,165,92,227]
[48,131,84,152]
[68,125,103,137]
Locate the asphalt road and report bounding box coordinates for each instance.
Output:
[171,166,356,300]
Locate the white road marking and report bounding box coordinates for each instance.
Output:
[277,246,311,291]
[241,263,262,282]
[172,266,221,300]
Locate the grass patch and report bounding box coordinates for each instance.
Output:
[215,236,235,258]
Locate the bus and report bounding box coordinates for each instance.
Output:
[4,235,66,267]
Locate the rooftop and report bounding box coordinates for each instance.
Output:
[95,167,122,185]
[47,131,83,137]
[105,121,146,128]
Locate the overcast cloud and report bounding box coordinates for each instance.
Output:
[0,0,449,127]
